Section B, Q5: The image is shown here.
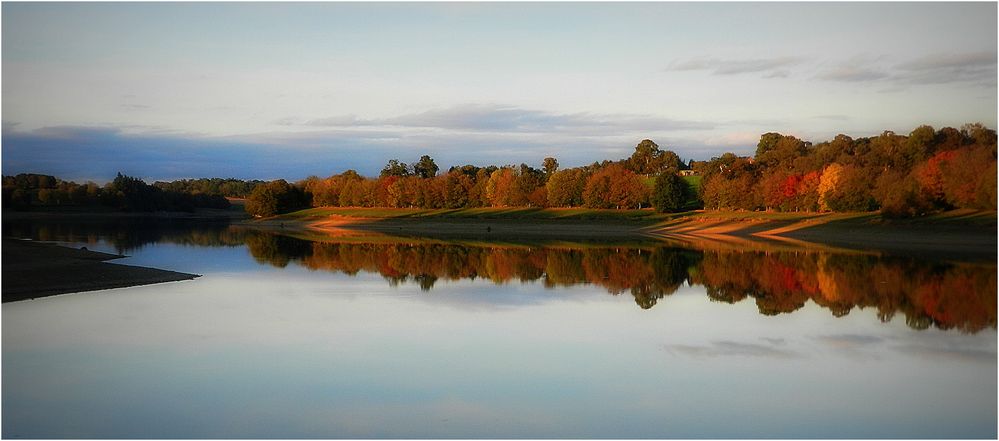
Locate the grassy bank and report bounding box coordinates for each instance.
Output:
[272,206,995,228]
[276,206,682,222]
[257,207,996,258]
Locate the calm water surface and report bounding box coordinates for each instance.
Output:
[3,219,996,438]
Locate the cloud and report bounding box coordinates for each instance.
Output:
[664,340,802,359]
[817,51,997,87]
[895,51,997,86]
[817,66,889,82]
[763,70,791,79]
[811,114,850,121]
[277,104,715,134]
[1,125,384,182]
[4,121,718,182]
[667,56,804,77]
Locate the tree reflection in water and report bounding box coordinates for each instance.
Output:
[4,218,994,334]
[240,231,996,334]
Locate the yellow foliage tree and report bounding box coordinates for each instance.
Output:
[817,163,843,211]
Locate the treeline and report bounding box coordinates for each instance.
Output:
[695,123,997,216]
[151,177,266,198]
[7,122,994,218]
[244,122,996,218]
[2,173,235,212]
[246,141,695,216]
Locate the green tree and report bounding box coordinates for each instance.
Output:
[380,159,411,177]
[413,155,439,178]
[755,133,808,170]
[900,125,936,169]
[543,157,559,177]
[245,180,308,217]
[651,172,688,213]
[626,139,682,175]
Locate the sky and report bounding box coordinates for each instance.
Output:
[2,2,997,182]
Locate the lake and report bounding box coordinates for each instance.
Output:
[2,218,996,438]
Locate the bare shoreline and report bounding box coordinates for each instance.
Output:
[1,239,199,303]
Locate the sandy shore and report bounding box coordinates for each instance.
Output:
[2,239,199,303]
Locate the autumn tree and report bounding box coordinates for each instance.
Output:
[485,167,516,207]
[819,164,875,212]
[583,164,648,209]
[443,171,473,208]
[546,168,589,207]
[700,155,760,210]
[939,145,997,209]
[513,163,547,207]
[874,170,933,218]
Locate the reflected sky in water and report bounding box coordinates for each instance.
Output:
[3,220,996,438]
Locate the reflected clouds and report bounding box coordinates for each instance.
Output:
[893,344,997,364]
[664,340,803,359]
[812,334,887,361]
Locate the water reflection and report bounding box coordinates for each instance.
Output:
[239,233,996,333]
[2,217,241,254]
[3,219,995,333]
[3,219,996,438]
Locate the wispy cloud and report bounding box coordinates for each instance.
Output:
[275,104,715,134]
[667,56,805,77]
[895,51,997,85]
[811,114,850,121]
[817,66,889,82]
[816,51,997,87]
